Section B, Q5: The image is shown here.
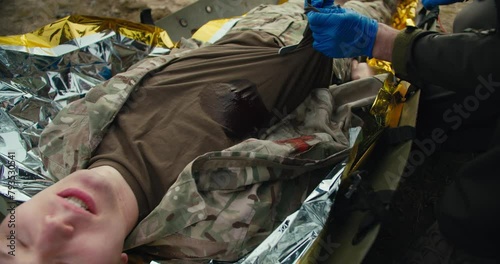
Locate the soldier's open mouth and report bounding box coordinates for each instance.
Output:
[58,188,97,214]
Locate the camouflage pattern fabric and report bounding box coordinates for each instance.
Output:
[38,52,191,180]
[229,0,396,85]
[343,0,394,25]
[39,0,395,262]
[230,1,308,46]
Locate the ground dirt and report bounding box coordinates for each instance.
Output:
[0,0,195,36]
[0,0,467,36]
[0,0,472,263]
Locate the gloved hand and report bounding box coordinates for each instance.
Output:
[307,7,378,58]
[422,0,461,9]
[306,0,334,8]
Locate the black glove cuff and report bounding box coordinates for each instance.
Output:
[392,26,430,79]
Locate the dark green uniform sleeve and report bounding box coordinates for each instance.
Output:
[392,28,500,93]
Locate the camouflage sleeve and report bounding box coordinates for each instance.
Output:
[229,1,308,46]
[38,55,177,180]
[343,0,395,25]
[215,0,396,85]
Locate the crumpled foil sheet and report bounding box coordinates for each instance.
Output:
[0,13,354,264]
[0,15,173,201]
[159,162,345,264]
[392,0,418,30]
[368,0,418,127]
[370,72,408,127]
[0,0,417,260]
[234,161,345,264]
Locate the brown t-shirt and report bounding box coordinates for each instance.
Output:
[88,31,332,220]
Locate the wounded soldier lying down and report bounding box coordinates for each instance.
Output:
[0,0,394,263]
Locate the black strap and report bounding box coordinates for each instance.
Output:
[381,126,416,145]
[416,6,440,30]
[332,171,395,245]
[351,186,394,245]
[140,8,155,25]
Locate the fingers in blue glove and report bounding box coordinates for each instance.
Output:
[307,7,378,58]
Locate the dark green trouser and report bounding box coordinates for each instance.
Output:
[436,0,500,258]
[438,145,500,258]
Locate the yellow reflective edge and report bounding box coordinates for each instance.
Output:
[191,18,241,43]
[190,0,288,44]
[0,15,174,49]
[367,0,418,128]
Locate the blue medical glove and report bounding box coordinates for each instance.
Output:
[422,0,461,9]
[306,0,334,8]
[307,7,378,58]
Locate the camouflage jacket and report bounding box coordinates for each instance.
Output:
[38,1,383,262]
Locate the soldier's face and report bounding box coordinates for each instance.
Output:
[0,168,134,264]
